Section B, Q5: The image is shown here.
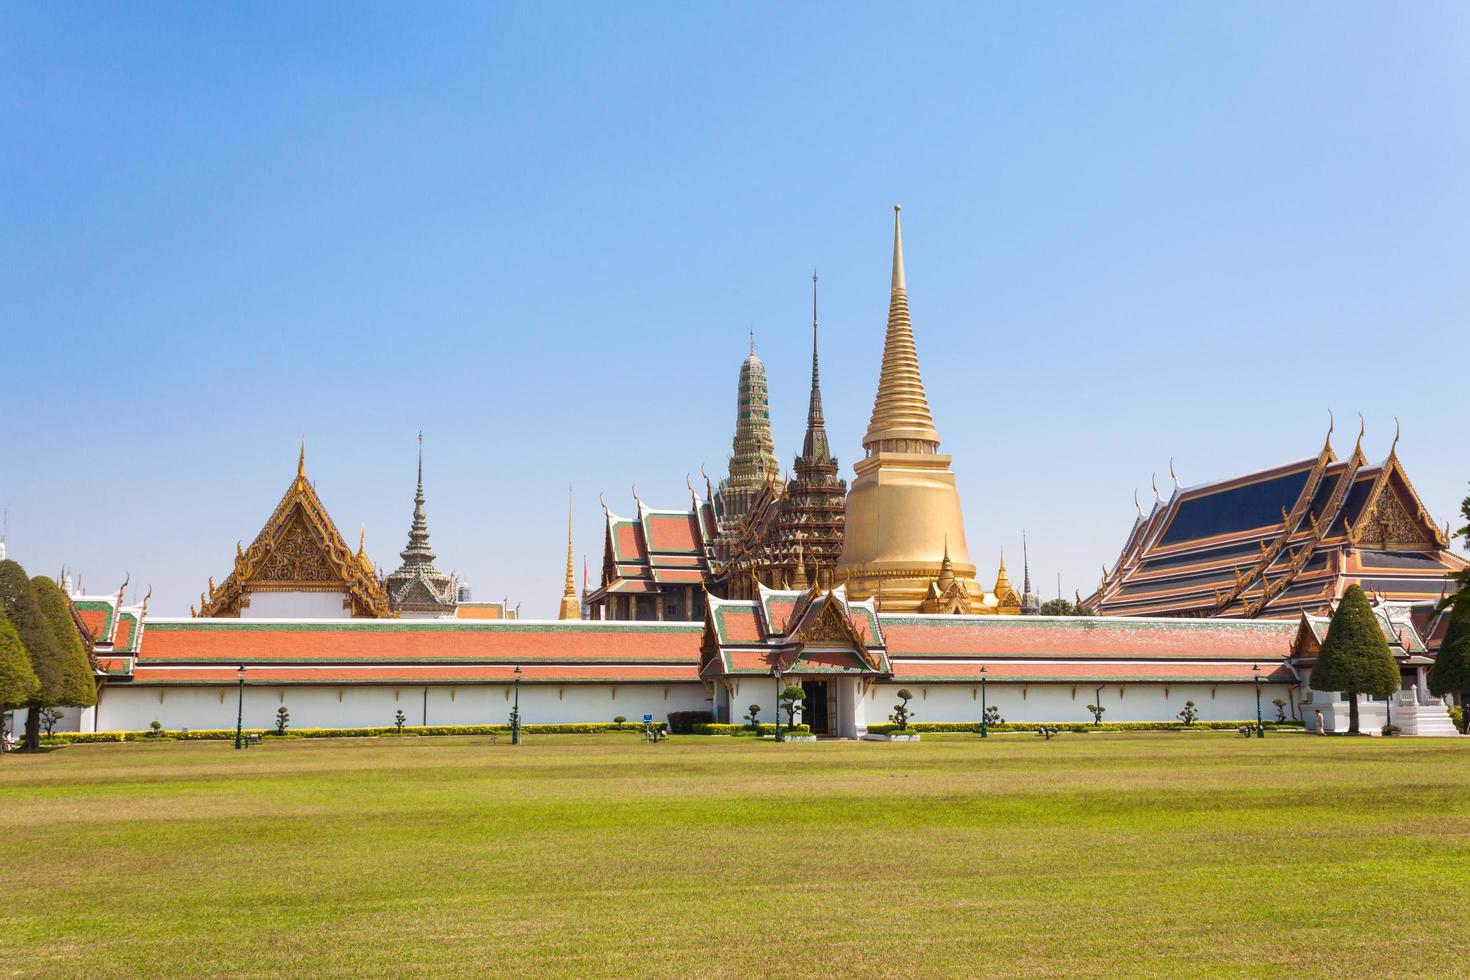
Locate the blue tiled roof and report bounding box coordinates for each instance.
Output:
[1158,468,1312,546]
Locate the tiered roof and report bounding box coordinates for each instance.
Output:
[384,436,457,617]
[701,585,889,678]
[1090,421,1466,619]
[584,493,717,603]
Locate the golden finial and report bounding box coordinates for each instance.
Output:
[141,585,152,617]
[1354,413,1365,457]
[358,524,366,555]
[891,204,905,292]
[1389,416,1400,458]
[1169,458,1180,489]
[559,490,580,620]
[598,492,608,515]
[1134,489,1142,517]
[298,439,306,478]
[862,203,939,451]
[1324,409,1335,452]
[236,540,243,557]
[190,604,197,618]
[1151,473,1161,502]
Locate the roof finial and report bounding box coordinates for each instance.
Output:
[417,430,424,490]
[1151,472,1161,502]
[1134,489,1142,517]
[298,439,306,478]
[358,524,366,555]
[1169,458,1180,489]
[1354,413,1366,458]
[1325,409,1335,452]
[749,328,755,356]
[1390,416,1400,458]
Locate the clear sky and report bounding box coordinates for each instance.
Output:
[3,2,1467,616]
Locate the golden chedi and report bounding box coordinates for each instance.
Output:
[836,206,985,612]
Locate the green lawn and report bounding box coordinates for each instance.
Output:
[2,732,1467,977]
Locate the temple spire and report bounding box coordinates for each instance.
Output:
[802,269,831,461]
[863,205,939,452]
[558,489,580,620]
[400,432,435,565]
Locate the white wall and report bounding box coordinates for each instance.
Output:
[87,679,1298,733]
[242,591,349,618]
[94,682,713,732]
[865,681,1297,727]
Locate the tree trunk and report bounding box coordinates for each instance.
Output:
[22,706,41,752]
[1347,693,1360,735]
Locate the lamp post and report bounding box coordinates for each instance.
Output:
[1252,663,1264,739]
[772,665,784,743]
[234,665,246,750]
[511,664,522,745]
[980,665,989,739]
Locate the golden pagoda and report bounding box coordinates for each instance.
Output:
[836,206,986,612]
[558,493,581,620]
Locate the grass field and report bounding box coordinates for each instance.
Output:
[3,732,1468,978]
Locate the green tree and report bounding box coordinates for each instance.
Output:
[0,561,60,751]
[31,575,98,708]
[1435,486,1469,617]
[0,611,40,739]
[1038,597,1094,616]
[1310,584,1400,734]
[889,689,915,731]
[779,684,806,727]
[1428,609,1470,718]
[275,705,290,735]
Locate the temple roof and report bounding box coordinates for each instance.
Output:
[1091,423,1465,619]
[385,435,456,615]
[701,586,890,677]
[585,494,716,603]
[197,445,393,618]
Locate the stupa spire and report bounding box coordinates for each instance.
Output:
[863,205,940,452]
[719,329,780,523]
[802,269,831,462]
[400,431,435,565]
[558,490,580,620]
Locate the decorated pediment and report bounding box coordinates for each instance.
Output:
[922,581,972,615]
[1348,461,1445,550]
[198,447,393,618]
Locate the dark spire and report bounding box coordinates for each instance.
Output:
[401,431,435,565]
[801,269,831,461]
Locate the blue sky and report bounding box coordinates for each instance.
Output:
[3,2,1467,616]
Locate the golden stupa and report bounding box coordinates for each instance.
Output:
[835,206,985,612]
[558,493,581,620]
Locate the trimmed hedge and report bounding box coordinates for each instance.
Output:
[667,710,714,735]
[47,722,669,744]
[863,720,1304,735]
[691,723,812,736]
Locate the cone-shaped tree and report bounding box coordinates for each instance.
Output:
[0,611,41,738]
[1309,584,1401,734]
[30,576,97,709]
[1428,607,1470,719]
[0,561,58,750]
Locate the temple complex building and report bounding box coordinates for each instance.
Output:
[835,206,1014,615]
[709,273,847,598]
[384,435,459,618]
[195,445,393,619]
[1089,420,1468,619]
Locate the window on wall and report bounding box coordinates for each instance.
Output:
[664,591,683,621]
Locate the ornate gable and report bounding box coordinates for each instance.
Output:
[197,447,393,618]
[1348,460,1444,550]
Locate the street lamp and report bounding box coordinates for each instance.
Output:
[772,664,784,743]
[234,665,246,750]
[1252,663,1265,739]
[980,665,989,739]
[512,664,522,745]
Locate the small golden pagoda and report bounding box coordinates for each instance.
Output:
[195,444,393,618]
[836,206,988,612]
[558,494,581,621]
